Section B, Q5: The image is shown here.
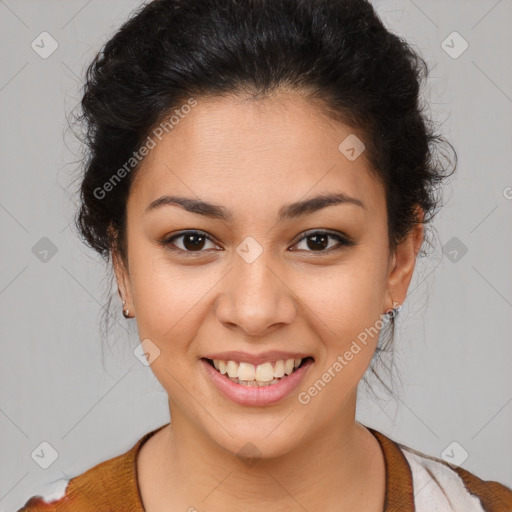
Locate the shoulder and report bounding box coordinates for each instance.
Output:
[368,426,512,512]
[16,427,162,512]
[398,440,512,512]
[17,449,137,512]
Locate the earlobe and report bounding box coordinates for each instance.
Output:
[108,225,135,318]
[113,253,135,319]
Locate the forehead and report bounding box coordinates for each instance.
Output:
[128,92,385,219]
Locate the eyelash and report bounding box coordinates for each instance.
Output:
[160,230,353,257]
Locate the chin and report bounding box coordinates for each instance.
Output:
[200,412,310,463]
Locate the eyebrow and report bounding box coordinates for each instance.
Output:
[144,192,366,220]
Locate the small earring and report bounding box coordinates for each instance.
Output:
[385,297,401,320]
[122,300,131,319]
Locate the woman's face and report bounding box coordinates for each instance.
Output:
[114,91,422,458]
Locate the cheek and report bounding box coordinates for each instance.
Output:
[128,249,228,364]
[127,243,199,339]
[298,256,388,344]
[295,269,388,414]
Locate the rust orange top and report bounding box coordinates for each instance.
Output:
[18,423,512,512]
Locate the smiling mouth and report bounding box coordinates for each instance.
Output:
[202,356,314,387]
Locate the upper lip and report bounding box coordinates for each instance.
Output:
[202,351,314,365]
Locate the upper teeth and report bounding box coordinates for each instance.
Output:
[212,358,303,382]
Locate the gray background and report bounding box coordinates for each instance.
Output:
[1,0,511,510]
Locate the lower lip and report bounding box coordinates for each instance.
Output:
[200,358,313,407]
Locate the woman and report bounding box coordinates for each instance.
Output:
[19,0,512,510]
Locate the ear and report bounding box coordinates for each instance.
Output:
[386,206,425,308]
[108,224,134,314]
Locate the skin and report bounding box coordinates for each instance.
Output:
[112,90,424,511]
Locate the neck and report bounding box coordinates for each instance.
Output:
[139,391,385,511]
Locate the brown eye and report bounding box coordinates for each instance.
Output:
[292,230,353,253]
[180,232,207,251]
[162,231,220,255]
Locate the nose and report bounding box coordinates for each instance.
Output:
[214,251,297,338]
